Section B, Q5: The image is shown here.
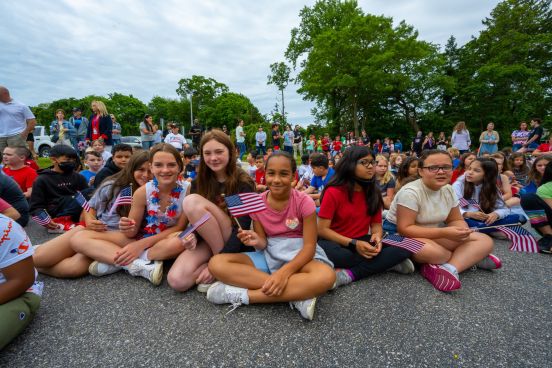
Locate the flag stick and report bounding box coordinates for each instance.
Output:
[232,216,243,231]
[470,223,522,231]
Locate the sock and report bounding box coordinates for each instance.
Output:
[344,269,355,282]
[241,289,250,305]
[441,263,458,277]
[139,250,150,261]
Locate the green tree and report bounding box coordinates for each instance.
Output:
[106,93,148,136]
[176,75,229,122]
[199,92,264,131]
[148,96,191,129]
[267,62,292,121]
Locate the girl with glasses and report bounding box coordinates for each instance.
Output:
[384,150,498,292]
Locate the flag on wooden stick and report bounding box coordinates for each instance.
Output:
[494,225,538,253]
[224,192,266,217]
[382,234,424,253]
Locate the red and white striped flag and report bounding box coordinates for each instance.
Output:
[224,192,266,217]
[31,210,52,227]
[458,197,481,210]
[74,191,91,212]
[495,225,538,253]
[109,186,133,215]
[382,234,424,253]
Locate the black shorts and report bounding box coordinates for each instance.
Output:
[221,227,249,253]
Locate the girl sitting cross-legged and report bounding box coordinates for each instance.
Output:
[383,150,498,292]
[206,152,335,320]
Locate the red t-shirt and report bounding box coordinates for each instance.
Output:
[318,185,382,239]
[536,143,552,153]
[0,198,11,212]
[25,159,39,171]
[2,166,38,193]
[321,138,330,151]
[333,140,342,151]
[255,169,266,185]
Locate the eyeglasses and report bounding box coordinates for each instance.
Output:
[357,159,375,167]
[422,165,453,173]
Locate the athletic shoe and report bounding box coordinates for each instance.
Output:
[388,258,415,274]
[197,282,214,293]
[331,269,353,290]
[206,281,248,314]
[125,259,163,286]
[290,298,317,321]
[419,263,461,292]
[89,261,122,276]
[476,254,502,270]
[537,235,552,254]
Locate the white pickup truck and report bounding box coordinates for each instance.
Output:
[33,126,55,157]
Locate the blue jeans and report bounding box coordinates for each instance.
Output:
[382,220,398,234]
[237,142,246,158]
[465,214,526,233]
[142,140,154,150]
[256,145,266,155]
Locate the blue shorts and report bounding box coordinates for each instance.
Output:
[243,252,271,274]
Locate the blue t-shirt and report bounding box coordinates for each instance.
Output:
[310,167,335,192]
[80,170,97,184]
[73,117,82,129]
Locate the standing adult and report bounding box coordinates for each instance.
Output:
[519,118,543,153]
[360,130,370,146]
[50,109,76,147]
[235,119,246,158]
[478,122,499,156]
[86,100,113,152]
[451,121,471,154]
[283,125,294,154]
[0,86,36,154]
[189,119,203,149]
[139,115,155,150]
[511,121,530,152]
[411,131,423,157]
[255,126,267,155]
[110,114,122,146]
[222,125,230,136]
[271,123,281,149]
[293,124,303,158]
[422,132,435,151]
[69,107,89,150]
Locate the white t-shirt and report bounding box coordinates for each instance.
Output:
[0,100,35,136]
[164,133,186,150]
[0,214,34,284]
[386,179,458,227]
[236,126,245,143]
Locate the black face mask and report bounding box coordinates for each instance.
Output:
[355,177,374,188]
[59,162,76,174]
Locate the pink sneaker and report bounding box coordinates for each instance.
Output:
[420,264,461,292]
[476,254,502,270]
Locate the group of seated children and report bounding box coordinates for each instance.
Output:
[4,129,552,350]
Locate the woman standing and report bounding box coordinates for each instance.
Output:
[50,109,76,147]
[87,100,113,152]
[478,122,499,156]
[111,114,122,146]
[422,132,435,151]
[451,121,471,154]
[511,121,530,152]
[140,114,156,150]
[436,132,448,151]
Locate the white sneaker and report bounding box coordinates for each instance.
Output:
[290,297,317,321]
[331,269,353,290]
[206,281,248,314]
[125,259,163,286]
[388,258,415,274]
[197,282,214,293]
[89,261,122,276]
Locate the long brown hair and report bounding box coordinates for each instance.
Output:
[196,129,253,202]
[150,143,184,173]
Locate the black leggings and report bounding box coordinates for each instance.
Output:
[318,235,411,280]
[520,193,552,235]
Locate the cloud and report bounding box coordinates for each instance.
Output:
[0,0,498,126]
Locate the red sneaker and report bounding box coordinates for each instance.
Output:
[476,254,502,270]
[420,264,461,292]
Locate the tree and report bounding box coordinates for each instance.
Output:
[148,96,190,129]
[176,75,229,122]
[106,93,148,135]
[267,62,292,121]
[199,92,264,131]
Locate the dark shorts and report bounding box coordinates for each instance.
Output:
[221,227,250,253]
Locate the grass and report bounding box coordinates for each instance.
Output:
[37,157,52,169]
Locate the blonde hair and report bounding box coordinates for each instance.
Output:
[390,153,406,168]
[375,155,393,185]
[92,100,108,117]
[454,121,466,132]
[447,147,459,158]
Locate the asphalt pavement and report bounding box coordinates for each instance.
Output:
[1,221,551,367]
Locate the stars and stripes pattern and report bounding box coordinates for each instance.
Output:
[458,197,481,210]
[109,186,133,215]
[495,225,538,253]
[31,210,52,227]
[382,234,424,253]
[74,191,91,212]
[179,213,211,239]
[224,192,266,217]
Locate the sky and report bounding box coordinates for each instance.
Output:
[1,0,500,126]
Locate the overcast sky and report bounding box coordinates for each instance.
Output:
[1,0,499,126]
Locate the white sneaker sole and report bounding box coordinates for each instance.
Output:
[150,261,163,286]
[197,283,214,293]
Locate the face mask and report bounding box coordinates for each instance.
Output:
[59,162,76,174]
[354,177,374,188]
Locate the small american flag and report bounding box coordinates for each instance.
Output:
[74,191,91,212]
[32,210,52,227]
[109,185,133,215]
[382,234,424,253]
[224,192,266,217]
[495,225,538,253]
[458,197,481,210]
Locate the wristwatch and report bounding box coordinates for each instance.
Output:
[348,239,357,248]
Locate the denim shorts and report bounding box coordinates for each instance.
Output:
[243,251,271,274]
